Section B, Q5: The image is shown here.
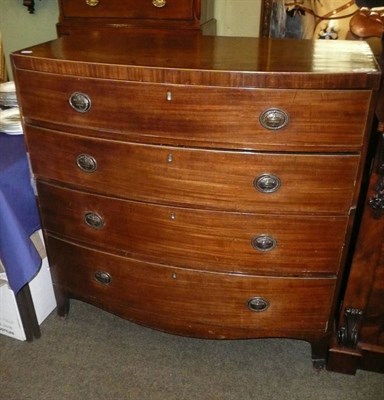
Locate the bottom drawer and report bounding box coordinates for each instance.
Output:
[47,236,336,338]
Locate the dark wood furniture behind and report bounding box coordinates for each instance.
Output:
[327,35,384,375]
[57,0,216,35]
[12,34,380,368]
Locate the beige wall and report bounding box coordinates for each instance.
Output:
[0,0,261,79]
[0,0,59,79]
[215,0,262,37]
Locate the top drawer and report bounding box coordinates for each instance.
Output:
[15,70,371,151]
[60,0,194,20]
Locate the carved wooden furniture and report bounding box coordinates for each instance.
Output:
[326,10,384,374]
[327,94,384,375]
[11,34,380,367]
[260,0,359,40]
[350,6,384,39]
[57,0,216,35]
[327,128,384,375]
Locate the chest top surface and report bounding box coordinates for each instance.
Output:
[11,34,381,89]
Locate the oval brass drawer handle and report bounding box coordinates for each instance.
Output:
[254,174,281,193]
[69,92,92,113]
[84,212,105,229]
[247,297,270,312]
[76,154,97,173]
[152,0,166,7]
[86,0,99,6]
[259,108,289,130]
[252,235,277,252]
[94,271,111,285]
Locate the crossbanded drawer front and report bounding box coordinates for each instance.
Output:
[37,181,348,275]
[27,127,360,214]
[17,70,370,150]
[47,236,336,336]
[60,0,194,20]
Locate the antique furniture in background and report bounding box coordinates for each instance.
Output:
[327,8,384,375]
[11,31,380,367]
[23,0,37,14]
[327,125,384,375]
[0,32,6,83]
[56,0,216,36]
[260,0,360,39]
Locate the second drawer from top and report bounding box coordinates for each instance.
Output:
[26,126,361,214]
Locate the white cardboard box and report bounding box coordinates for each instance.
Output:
[0,277,26,340]
[0,230,56,341]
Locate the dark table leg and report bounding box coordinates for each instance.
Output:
[15,284,41,341]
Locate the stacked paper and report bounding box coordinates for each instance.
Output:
[0,81,17,107]
[0,81,22,135]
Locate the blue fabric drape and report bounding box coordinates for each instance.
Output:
[0,134,41,293]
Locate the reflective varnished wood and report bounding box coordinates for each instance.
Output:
[25,126,360,214]
[15,70,372,151]
[36,181,349,276]
[11,34,381,368]
[46,235,337,338]
[12,34,380,89]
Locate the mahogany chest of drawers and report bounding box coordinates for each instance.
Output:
[11,34,380,367]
